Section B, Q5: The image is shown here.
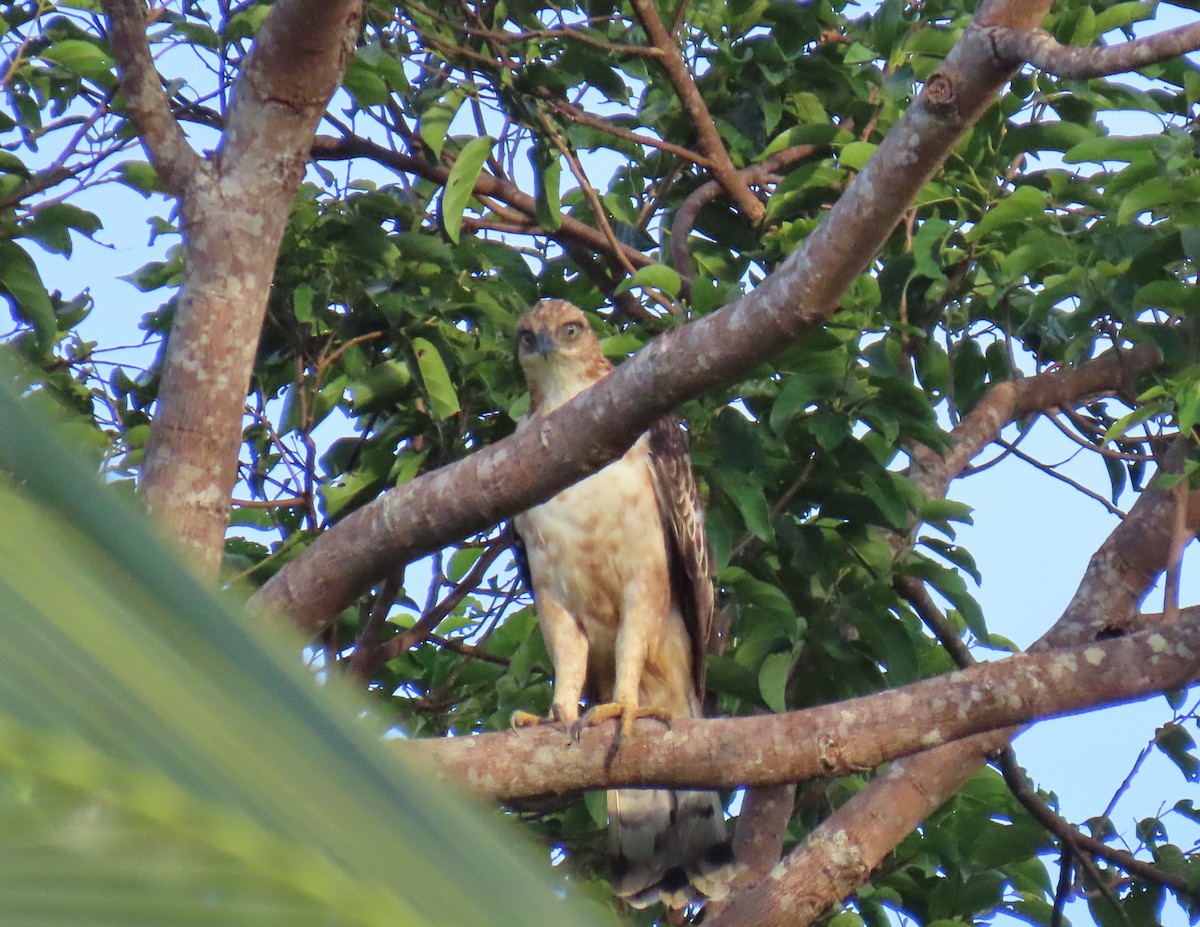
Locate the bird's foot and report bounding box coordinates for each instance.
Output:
[509,710,550,730]
[569,702,673,746]
[510,703,577,730]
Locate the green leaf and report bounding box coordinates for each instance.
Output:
[357,42,409,94]
[0,361,614,927]
[1118,176,1179,225]
[531,140,562,231]
[442,135,493,244]
[1133,280,1194,312]
[343,54,390,107]
[0,239,54,342]
[448,546,484,582]
[22,202,102,256]
[411,337,461,418]
[906,555,987,640]
[1104,401,1163,442]
[839,141,876,171]
[1064,134,1157,165]
[40,39,114,85]
[419,90,465,160]
[713,469,774,542]
[967,186,1047,241]
[1093,1,1154,34]
[598,333,644,357]
[1155,722,1200,782]
[293,282,315,323]
[351,359,413,413]
[858,610,919,685]
[757,649,794,712]
[114,160,161,197]
[613,263,682,298]
[919,537,981,583]
[844,42,877,64]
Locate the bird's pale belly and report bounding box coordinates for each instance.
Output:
[517,447,663,651]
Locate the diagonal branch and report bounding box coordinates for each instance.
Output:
[900,575,1192,900]
[997,746,1192,899]
[908,342,1162,501]
[671,144,829,291]
[627,0,765,223]
[101,0,202,194]
[253,10,1038,633]
[402,612,1200,800]
[988,21,1200,79]
[369,541,507,673]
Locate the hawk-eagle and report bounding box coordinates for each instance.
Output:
[511,298,734,908]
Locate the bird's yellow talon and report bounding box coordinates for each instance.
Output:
[572,702,673,746]
[510,709,551,730]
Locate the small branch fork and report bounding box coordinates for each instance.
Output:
[989,20,1200,79]
[670,145,828,293]
[626,0,764,223]
[101,0,204,194]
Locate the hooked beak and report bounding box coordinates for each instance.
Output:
[535,330,555,359]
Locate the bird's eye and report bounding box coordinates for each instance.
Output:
[518,330,536,349]
[563,322,583,340]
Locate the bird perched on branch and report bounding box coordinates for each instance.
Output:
[510,298,734,908]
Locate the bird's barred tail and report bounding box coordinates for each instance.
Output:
[608,786,736,909]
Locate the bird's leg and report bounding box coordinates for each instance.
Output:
[571,585,672,745]
[510,597,586,730]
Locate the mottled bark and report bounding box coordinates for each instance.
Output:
[400,612,1200,799]
[989,20,1200,78]
[103,0,363,580]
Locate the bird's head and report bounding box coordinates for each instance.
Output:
[515,299,611,412]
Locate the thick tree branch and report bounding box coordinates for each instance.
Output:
[627,0,765,223]
[253,14,1035,631]
[400,614,1200,800]
[137,0,363,580]
[908,342,1161,501]
[902,575,1192,900]
[704,782,797,919]
[101,0,202,194]
[989,21,1200,79]
[709,473,1196,927]
[218,0,362,184]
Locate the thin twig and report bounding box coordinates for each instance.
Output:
[370,541,508,672]
[996,437,1126,517]
[671,145,825,291]
[349,570,405,680]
